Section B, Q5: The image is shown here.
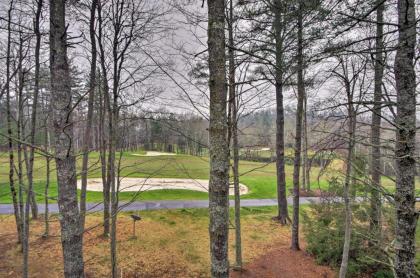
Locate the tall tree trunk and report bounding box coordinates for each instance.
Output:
[273,0,289,224]
[99,76,109,237]
[16,37,26,253]
[5,0,22,246]
[369,0,384,241]
[207,0,230,276]
[339,75,356,278]
[26,0,43,221]
[43,127,50,238]
[80,0,98,231]
[301,105,307,192]
[17,88,25,250]
[50,1,84,276]
[291,5,304,251]
[109,93,118,278]
[303,95,310,191]
[97,0,111,237]
[108,2,126,274]
[15,34,31,277]
[110,141,118,278]
[394,0,417,276]
[228,0,242,269]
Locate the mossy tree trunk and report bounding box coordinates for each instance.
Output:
[394,0,417,276]
[207,0,230,276]
[369,0,384,242]
[50,0,85,276]
[273,0,289,225]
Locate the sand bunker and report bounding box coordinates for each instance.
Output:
[131,151,176,157]
[77,178,249,196]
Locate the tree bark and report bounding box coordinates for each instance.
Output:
[394,0,417,276]
[303,95,310,191]
[207,0,230,276]
[228,0,242,269]
[43,127,50,238]
[50,0,84,276]
[273,0,289,224]
[291,5,304,251]
[97,0,111,237]
[5,0,23,247]
[339,67,356,278]
[26,0,43,221]
[99,77,110,237]
[15,33,31,277]
[80,0,98,231]
[369,0,384,241]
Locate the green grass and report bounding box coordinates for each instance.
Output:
[0,150,419,204]
[0,151,328,203]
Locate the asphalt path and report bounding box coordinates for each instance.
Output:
[0,197,327,214]
[2,197,415,215]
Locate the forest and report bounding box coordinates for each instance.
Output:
[0,0,419,277]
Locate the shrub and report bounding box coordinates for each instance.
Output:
[302,178,394,277]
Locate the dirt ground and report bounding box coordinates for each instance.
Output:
[0,210,336,278]
[231,247,335,278]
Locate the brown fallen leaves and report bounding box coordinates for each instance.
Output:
[0,209,335,277]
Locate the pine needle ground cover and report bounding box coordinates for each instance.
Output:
[0,207,334,277]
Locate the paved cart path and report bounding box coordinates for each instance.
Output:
[2,197,416,214]
[0,197,331,214]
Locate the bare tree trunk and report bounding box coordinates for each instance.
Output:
[17,93,25,249]
[109,22,121,278]
[110,142,118,278]
[80,0,98,231]
[291,5,304,251]
[108,93,118,278]
[43,128,50,238]
[5,0,22,247]
[394,0,417,276]
[97,0,111,237]
[98,75,109,237]
[369,0,384,242]
[273,0,289,224]
[26,0,43,221]
[50,1,84,276]
[106,2,127,274]
[15,34,31,277]
[228,0,242,269]
[16,43,26,254]
[301,103,307,192]
[207,0,230,276]
[303,95,310,191]
[339,72,356,278]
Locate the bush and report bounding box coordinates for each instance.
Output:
[302,178,394,277]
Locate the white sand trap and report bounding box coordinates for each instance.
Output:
[77,178,249,196]
[131,151,176,157]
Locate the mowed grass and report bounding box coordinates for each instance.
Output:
[0,151,329,204]
[0,151,418,204]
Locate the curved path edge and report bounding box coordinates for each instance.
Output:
[0,197,340,215]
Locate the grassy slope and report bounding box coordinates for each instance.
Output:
[0,151,328,203]
[0,151,418,203]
